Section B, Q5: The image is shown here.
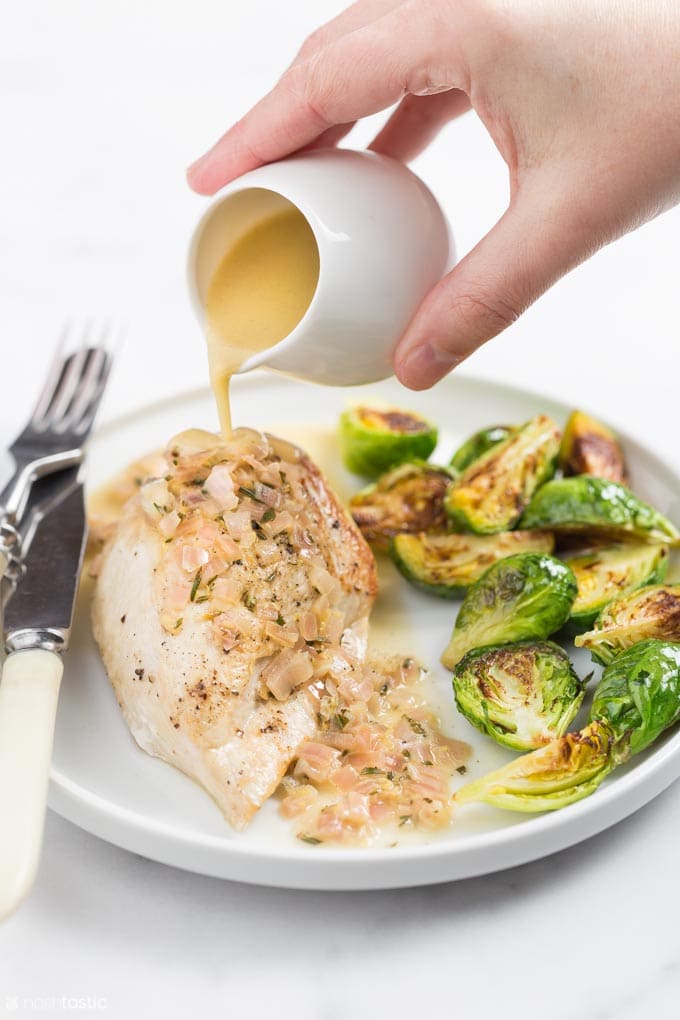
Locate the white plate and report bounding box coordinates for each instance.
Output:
[50,372,680,890]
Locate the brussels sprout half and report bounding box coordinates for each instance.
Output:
[455,720,615,812]
[449,425,516,474]
[441,552,577,670]
[559,410,628,484]
[562,542,669,633]
[520,476,680,546]
[575,584,680,664]
[590,639,680,756]
[444,415,561,534]
[453,641,585,752]
[390,529,555,598]
[349,462,455,550]
[456,639,680,813]
[339,405,438,478]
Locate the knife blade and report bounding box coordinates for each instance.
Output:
[3,466,86,654]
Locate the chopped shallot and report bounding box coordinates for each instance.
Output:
[204,464,238,510]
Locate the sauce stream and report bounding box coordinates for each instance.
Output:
[205,205,319,435]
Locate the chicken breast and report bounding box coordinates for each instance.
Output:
[92,427,377,829]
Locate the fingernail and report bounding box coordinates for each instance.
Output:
[396,344,460,390]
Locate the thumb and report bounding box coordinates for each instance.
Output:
[394,183,593,389]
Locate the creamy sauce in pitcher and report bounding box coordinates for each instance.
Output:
[205,206,320,435]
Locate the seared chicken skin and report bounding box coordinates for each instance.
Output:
[92,428,377,829]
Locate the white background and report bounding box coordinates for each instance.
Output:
[1,1,679,1016]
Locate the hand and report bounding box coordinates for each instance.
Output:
[188,0,680,389]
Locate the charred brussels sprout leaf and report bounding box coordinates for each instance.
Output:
[444,415,561,534]
[559,410,628,483]
[562,542,668,633]
[456,639,680,812]
[453,641,585,751]
[441,553,577,669]
[520,476,680,546]
[449,425,516,474]
[390,529,555,598]
[575,585,680,664]
[349,462,454,550]
[339,405,438,477]
[455,720,616,811]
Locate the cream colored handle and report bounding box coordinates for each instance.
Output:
[0,648,62,921]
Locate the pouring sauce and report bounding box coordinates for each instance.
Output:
[205,205,320,435]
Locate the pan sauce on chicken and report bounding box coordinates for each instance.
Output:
[91,428,468,844]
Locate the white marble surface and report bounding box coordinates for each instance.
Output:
[1,1,680,1016]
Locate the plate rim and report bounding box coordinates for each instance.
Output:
[48,371,680,888]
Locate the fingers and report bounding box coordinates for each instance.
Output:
[187,12,409,195]
[301,122,357,152]
[187,3,460,194]
[289,0,402,68]
[369,90,471,162]
[394,182,592,389]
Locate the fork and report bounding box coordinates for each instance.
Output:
[0,323,116,577]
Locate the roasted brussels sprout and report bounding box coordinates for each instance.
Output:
[444,415,561,534]
[390,529,555,598]
[520,476,680,546]
[562,542,668,633]
[441,553,577,669]
[456,720,615,812]
[453,641,585,751]
[559,410,628,483]
[456,640,680,812]
[575,584,680,664]
[449,425,516,474]
[349,462,455,550]
[339,405,438,477]
[590,639,680,756]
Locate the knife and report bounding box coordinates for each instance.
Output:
[0,466,86,921]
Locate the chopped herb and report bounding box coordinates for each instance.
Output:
[298,834,322,845]
[403,658,414,669]
[241,589,256,611]
[360,766,383,776]
[334,710,350,730]
[386,771,395,782]
[424,760,433,767]
[189,478,206,486]
[379,683,389,695]
[164,537,173,544]
[399,815,412,826]
[152,502,168,515]
[174,618,183,630]
[195,595,209,604]
[238,485,264,503]
[456,765,468,776]
[265,571,278,582]
[276,614,286,627]
[261,508,276,523]
[190,570,202,602]
[405,715,426,736]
